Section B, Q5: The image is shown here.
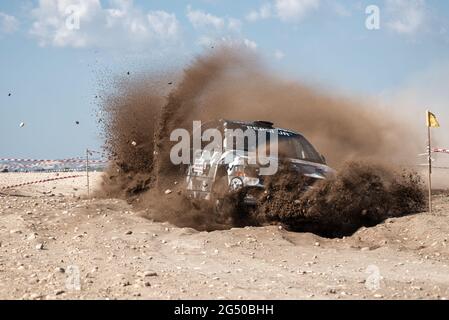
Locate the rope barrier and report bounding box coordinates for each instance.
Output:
[0,174,84,190]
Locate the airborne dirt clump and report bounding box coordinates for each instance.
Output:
[98,47,425,236]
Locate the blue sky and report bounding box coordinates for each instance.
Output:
[0,0,448,158]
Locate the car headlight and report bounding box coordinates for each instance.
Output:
[230,177,244,191]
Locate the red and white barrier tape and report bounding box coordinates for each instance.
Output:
[3,162,95,169]
[0,175,84,190]
[2,168,92,173]
[88,150,103,154]
[0,158,108,164]
[2,162,64,169]
[433,148,449,154]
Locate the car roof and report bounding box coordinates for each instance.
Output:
[222,119,302,136]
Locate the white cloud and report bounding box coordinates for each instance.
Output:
[243,38,258,50]
[246,3,272,22]
[275,0,320,22]
[30,0,101,47]
[186,6,247,51]
[197,36,257,51]
[386,0,426,34]
[0,12,19,34]
[274,49,285,60]
[246,0,319,23]
[187,6,243,33]
[332,2,351,17]
[187,5,225,30]
[29,0,180,48]
[147,11,179,38]
[197,35,214,47]
[227,17,242,31]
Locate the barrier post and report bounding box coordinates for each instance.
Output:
[427,127,432,214]
[86,149,90,196]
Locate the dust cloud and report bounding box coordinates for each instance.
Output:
[97,46,425,236]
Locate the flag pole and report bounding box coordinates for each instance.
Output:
[427,124,432,214]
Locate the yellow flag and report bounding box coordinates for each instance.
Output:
[427,110,440,128]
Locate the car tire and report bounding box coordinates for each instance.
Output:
[211,175,232,222]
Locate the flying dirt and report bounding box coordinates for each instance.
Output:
[97,46,425,236]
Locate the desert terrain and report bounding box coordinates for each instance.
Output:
[0,172,448,300]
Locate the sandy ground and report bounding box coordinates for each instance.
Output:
[1,172,449,300]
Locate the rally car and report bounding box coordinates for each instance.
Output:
[185,120,334,211]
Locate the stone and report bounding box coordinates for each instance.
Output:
[55,290,65,296]
[27,233,37,241]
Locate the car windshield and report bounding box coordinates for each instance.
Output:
[229,128,324,163]
[277,135,323,163]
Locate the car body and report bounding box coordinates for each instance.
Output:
[185,120,335,206]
